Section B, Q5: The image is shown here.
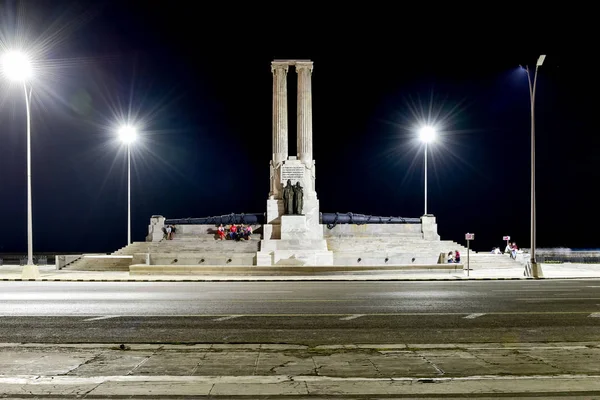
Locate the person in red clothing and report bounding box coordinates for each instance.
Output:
[454,250,461,263]
[228,224,238,240]
[217,224,225,240]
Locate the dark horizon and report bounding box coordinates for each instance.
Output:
[0,1,597,253]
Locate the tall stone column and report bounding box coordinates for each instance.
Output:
[271,61,289,165]
[296,61,313,164]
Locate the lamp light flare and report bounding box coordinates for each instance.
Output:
[419,126,436,143]
[1,51,33,82]
[118,125,137,144]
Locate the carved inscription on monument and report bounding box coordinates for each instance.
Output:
[281,165,305,183]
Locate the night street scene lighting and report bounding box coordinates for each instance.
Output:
[1,50,38,278]
[118,125,137,245]
[419,125,436,216]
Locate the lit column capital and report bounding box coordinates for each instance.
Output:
[295,61,313,73]
[271,61,290,73]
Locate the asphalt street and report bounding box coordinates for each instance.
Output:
[1,280,599,344]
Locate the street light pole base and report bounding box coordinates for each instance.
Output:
[531,262,544,279]
[21,264,40,279]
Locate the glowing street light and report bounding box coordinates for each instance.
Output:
[118,125,137,245]
[521,54,546,278]
[1,50,37,277]
[419,126,436,216]
[1,51,33,81]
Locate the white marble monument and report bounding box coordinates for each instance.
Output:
[257,60,334,266]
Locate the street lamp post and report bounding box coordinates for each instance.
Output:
[118,126,137,245]
[419,126,436,216]
[523,55,545,277]
[1,51,38,278]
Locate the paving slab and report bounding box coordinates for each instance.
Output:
[89,380,214,396]
[210,381,309,396]
[66,351,154,376]
[1,342,600,382]
[133,351,207,375]
[0,349,96,375]
[253,352,316,375]
[0,383,99,397]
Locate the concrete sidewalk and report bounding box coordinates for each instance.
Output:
[1,342,600,397]
[1,263,600,281]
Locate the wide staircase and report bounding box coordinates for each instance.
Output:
[65,223,524,271]
[465,252,527,272]
[324,227,468,266]
[65,226,262,271]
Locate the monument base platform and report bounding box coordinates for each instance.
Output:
[256,249,334,266]
[257,215,333,266]
[129,263,460,275]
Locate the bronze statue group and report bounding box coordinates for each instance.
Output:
[283,179,303,215]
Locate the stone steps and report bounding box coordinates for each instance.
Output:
[64,256,132,271]
[113,241,260,256]
[465,253,526,270]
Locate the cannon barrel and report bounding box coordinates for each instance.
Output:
[165,213,264,225]
[165,212,420,227]
[321,212,420,229]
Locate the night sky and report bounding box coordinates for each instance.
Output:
[0,1,596,253]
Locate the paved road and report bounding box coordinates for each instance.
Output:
[1,280,599,344]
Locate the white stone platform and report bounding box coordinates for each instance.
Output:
[258,215,333,266]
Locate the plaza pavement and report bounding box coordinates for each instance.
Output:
[1,263,600,281]
[1,342,600,397]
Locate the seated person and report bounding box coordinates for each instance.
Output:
[244,225,253,240]
[228,224,238,240]
[217,224,225,240]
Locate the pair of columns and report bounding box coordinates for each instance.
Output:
[271,60,313,165]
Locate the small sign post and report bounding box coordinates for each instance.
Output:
[503,235,510,249]
[465,233,475,276]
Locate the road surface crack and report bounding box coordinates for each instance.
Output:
[269,360,293,373]
[419,354,445,376]
[190,350,209,375]
[207,383,215,396]
[518,350,564,372]
[127,347,159,375]
[63,350,106,375]
[311,356,322,376]
[368,358,382,376]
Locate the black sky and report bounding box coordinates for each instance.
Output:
[0,1,596,253]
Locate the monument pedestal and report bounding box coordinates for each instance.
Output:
[257,215,333,266]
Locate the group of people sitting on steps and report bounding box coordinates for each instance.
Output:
[216,223,252,241]
[161,225,176,240]
[447,250,461,263]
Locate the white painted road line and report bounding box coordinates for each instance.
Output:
[213,315,243,322]
[339,314,365,321]
[493,289,580,292]
[463,313,486,319]
[589,313,600,318]
[517,298,600,301]
[83,316,120,322]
